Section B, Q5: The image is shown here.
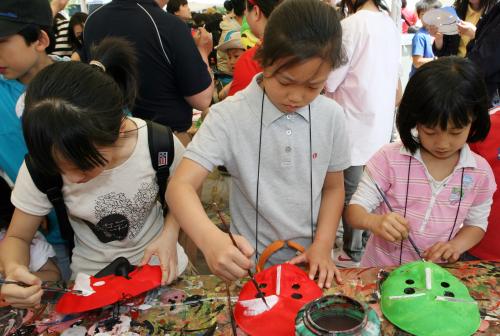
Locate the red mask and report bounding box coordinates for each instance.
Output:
[235,263,322,335]
[56,258,161,314]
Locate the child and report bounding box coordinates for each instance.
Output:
[215,30,246,100]
[409,0,442,77]
[0,37,188,308]
[345,57,495,267]
[68,12,89,61]
[167,0,193,23]
[227,0,282,97]
[0,0,72,280]
[167,0,350,289]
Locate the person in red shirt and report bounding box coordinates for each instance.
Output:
[401,0,418,33]
[468,107,500,260]
[227,0,281,96]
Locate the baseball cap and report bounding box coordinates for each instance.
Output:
[0,0,53,38]
[216,30,245,52]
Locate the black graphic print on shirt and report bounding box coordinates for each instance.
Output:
[83,179,159,243]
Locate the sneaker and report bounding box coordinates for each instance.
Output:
[333,248,360,268]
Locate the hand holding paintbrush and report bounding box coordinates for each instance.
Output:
[0,279,82,294]
[366,173,424,260]
[0,267,82,308]
[213,203,270,309]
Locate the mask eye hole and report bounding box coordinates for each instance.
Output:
[259,283,267,289]
[291,293,303,299]
[444,291,455,297]
[441,282,450,288]
[405,279,415,285]
[292,283,301,289]
[404,287,416,294]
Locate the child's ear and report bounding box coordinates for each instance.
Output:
[253,5,263,21]
[34,30,51,52]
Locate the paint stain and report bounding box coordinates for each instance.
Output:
[314,315,362,331]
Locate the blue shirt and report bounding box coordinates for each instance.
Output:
[0,76,65,244]
[0,77,26,183]
[410,28,434,77]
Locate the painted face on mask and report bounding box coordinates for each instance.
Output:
[235,263,323,335]
[380,261,480,336]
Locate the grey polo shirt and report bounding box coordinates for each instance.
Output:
[185,75,351,265]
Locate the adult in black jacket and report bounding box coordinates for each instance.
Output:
[83,0,214,144]
[466,1,500,106]
[431,0,496,57]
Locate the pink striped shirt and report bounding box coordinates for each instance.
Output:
[355,142,496,267]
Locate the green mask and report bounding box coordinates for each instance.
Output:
[381,261,480,336]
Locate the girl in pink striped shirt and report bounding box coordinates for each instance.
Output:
[346,57,496,267]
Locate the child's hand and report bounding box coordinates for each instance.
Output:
[201,231,254,281]
[289,240,342,289]
[423,241,461,263]
[457,20,476,39]
[1,265,43,308]
[141,231,179,285]
[371,213,409,242]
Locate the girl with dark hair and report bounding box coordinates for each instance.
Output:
[226,0,282,96]
[325,0,400,268]
[0,37,188,308]
[345,57,495,267]
[68,12,88,61]
[431,0,497,57]
[168,0,349,289]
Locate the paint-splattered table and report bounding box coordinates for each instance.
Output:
[0,260,497,335]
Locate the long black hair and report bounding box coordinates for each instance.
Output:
[255,0,346,73]
[397,56,490,154]
[68,12,88,51]
[23,37,138,175]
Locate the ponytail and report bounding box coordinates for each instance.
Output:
[89,37,138,109]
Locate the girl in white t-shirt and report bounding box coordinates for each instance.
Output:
[0,37,188,308]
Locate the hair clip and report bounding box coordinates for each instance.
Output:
[89,60,106,72]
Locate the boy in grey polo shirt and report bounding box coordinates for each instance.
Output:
[167,0,350,289]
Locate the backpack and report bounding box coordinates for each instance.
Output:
[25,120,174,251]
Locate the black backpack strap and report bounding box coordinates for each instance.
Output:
[24,155,75,251]
[146,120,174,216]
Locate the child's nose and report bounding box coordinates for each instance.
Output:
[287,88,302,104]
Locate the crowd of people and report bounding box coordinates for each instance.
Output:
[0,0,498,308]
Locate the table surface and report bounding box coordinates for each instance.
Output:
[0,260,498,335]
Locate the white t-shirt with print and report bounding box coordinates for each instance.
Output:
[11,118,188,278]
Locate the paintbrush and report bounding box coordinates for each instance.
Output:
[225,282,238,336]
[213,203,270,309]
[366,173,424,260]
[0,279,83,295]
